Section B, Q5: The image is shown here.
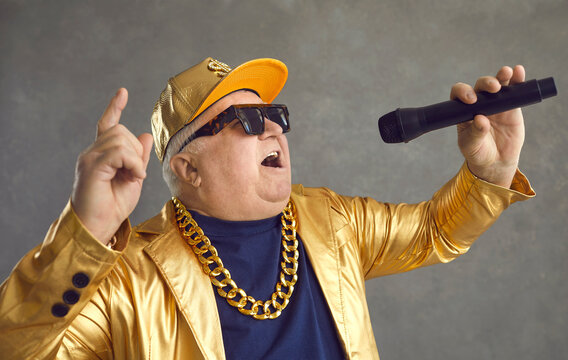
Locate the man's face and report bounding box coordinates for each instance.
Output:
[184,90,292,220]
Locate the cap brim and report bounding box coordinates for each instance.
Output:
[190,58,288,122]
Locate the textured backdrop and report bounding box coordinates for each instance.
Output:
[1,0,567,359]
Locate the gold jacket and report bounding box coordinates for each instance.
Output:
[0,164,534,359]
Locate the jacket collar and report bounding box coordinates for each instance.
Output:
[138,201,226,359]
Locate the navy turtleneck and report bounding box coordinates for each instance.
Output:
[188,210,345,360]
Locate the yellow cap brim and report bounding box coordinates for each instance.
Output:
[190,58,288,123]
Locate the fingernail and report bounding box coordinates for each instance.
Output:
[467,91,476,101]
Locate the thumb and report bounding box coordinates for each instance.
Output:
[470,115,491,139]
[458,115,490,156]
[138,133,154,171]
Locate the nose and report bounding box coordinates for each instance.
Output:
[259,118,283,139]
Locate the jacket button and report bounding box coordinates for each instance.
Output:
[51,303,69,317]
[72,272,90,288]
[63,290,80,305]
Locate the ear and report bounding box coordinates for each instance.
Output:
[170,152,201,188]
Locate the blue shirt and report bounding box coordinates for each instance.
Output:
[189,211,345,360]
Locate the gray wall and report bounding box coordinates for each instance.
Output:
[1,0,566,358]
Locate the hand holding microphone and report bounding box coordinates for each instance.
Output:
[379,65,557,187]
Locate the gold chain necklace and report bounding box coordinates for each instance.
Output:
[172,197,299,320]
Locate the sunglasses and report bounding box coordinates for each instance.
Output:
[178,104,290,153]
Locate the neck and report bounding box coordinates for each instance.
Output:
[175,193,287,221]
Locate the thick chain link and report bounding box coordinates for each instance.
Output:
[172,197,299,320]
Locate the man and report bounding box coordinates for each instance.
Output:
[0,57,534,359]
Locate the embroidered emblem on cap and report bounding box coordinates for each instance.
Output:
[207,59,232,77]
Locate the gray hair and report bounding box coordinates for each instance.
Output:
[161,120,205,196]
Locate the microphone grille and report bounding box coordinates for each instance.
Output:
[378,111,403,143]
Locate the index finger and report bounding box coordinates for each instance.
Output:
[96,88,128,139]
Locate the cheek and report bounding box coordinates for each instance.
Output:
[277,136,291,163]
[209,147,259,189]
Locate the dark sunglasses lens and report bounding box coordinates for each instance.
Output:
[265,107,289,132]
[237,108,264,134]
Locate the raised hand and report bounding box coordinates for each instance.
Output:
[71,89,153,245]
[451,65,526,188]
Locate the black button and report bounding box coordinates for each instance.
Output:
[51,303,69,317]
[72,272,90,288]
[63,290,80,305]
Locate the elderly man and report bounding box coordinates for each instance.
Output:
[0,57,533,359]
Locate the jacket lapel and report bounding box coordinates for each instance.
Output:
[291,186,350,354]
[139,201,225,359]
[136,191,352,358]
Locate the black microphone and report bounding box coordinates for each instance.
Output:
[378,77,557,143]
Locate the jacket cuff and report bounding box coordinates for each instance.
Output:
[461,163,535,204]
[61,200,131,258]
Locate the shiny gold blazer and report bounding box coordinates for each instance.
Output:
[0,164,534,359]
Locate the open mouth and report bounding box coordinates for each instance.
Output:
[261,151,282,168]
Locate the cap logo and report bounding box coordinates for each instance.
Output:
[207,59,232,77]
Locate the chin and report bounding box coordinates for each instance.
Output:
[268,181,292,202]
[255,184,291,215]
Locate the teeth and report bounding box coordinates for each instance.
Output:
[266,151,278,159]
[262,151,279,167]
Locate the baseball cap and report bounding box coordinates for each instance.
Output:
[151,57,288,161]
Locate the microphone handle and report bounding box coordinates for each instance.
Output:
[397,77,556,142]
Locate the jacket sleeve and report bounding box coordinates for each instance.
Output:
[329,163,535,279]
[0,201,129,359]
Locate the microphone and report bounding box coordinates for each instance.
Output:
[378,77,557,143]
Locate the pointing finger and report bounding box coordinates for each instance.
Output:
[97,88,128,139]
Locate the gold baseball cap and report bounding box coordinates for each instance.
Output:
[151,57,288,161]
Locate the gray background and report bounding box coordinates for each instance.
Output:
[1,0,567,358]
